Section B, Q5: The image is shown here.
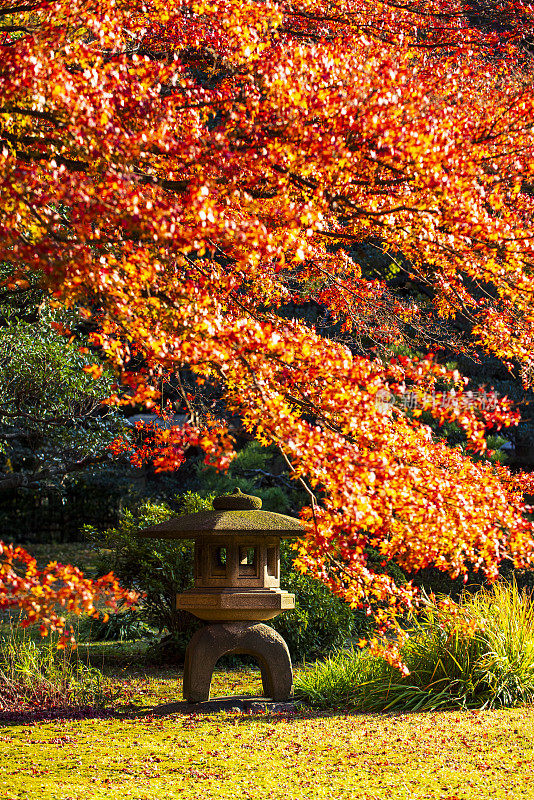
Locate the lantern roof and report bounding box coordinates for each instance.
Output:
[138,488,303,539]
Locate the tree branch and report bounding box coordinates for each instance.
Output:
[0,451,113,492]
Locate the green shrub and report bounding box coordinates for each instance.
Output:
[193,441,309,515]
[271,542,366,663]
[295,581,534,710]
[0,628,117,710]
[76,609,154,642]
[84,493,214,636]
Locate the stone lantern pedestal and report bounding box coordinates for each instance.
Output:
[139,488,303,702]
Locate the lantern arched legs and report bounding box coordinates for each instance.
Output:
[183,621,293,703]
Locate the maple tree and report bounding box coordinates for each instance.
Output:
[0,540,138,645]
[2,0,534,660]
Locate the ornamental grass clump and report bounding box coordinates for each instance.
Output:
[295,581,534,711]
[0,627,118,712]
[469,581,534,708]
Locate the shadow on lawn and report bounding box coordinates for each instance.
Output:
[0,695,336,726]
[0,705,118,725]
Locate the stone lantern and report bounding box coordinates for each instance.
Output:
[139,488,303,702]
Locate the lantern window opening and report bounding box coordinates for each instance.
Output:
[239,545,258,577]
[210,545,227,576]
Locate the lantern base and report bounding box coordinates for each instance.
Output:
[182,621,293,703]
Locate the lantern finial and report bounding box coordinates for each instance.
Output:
[213,488,262,511]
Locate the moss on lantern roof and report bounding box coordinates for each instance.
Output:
[138,509,303,540]
[138,489,303,540]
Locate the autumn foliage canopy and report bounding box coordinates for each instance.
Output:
[2,0,534,657]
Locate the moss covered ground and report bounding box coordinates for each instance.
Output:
[1,661,533,800]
